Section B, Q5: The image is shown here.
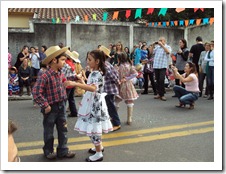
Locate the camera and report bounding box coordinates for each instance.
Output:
[154,41,159,44]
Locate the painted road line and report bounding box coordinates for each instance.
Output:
[16,120,213,148]
[18,127,213,157]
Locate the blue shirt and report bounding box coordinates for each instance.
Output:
[153,44,171,69]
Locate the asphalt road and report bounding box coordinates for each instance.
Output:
[8,90,214,165]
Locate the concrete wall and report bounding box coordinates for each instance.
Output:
[186,24,214,48]
[8,22,213,67]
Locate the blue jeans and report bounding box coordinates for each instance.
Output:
[173,85,199,105]
[105,94,121,126]
[137,78,144,89]
[66,88,77,115]
[42,101,69,157]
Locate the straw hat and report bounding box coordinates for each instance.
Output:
[42,45,68,65]
[9,66,18,73]
[99,45,111,57]
[66,50,80,63]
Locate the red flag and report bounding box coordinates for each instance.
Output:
[61,17,65,23]
[126,10,131,19]
[147,8,154,15]
[194,8,204,12]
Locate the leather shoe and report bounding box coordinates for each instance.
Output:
[45,152,57,160]
[160,96,167,101]
[113,125,121,131]
[154,95,161,99]
[58,151,75,158]
[88,148,104,154]
[86,156,103,162]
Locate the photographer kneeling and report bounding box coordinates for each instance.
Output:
[172,62,200,109]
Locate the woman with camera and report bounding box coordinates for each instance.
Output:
[171,62,200,109]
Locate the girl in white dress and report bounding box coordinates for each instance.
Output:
[64,50,113,162]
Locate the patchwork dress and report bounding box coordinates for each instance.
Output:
[74,71,113,136]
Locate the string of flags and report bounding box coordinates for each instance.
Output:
[51,8,214,27]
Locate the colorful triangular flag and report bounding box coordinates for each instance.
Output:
[175,8,185,13]
[147,8,154,15]
[209,17,214,25]
[189,19,195,25]
[56,17,60,23]
[84,15,88,22]
[112,11,119,20]
[203,18,209,25]
[103,12,108,21]
[179,20,184,26]
[52,18,56,24]
[135,8,142,19]
[158,8,168,16]
[75,15,80,22]
[126,10,131,19]
[92,14,97,21]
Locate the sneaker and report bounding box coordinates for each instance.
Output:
[58,151,76,158]
[88,148,104,154]
[45,152,57,160]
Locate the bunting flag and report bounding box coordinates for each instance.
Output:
[112,11,119,20]
[92,14,97,21]
[103,12,108,21]
[158,8,168,16]
[147,8,154,15]
[196,19,201,25]
[56,17,60,23]
[175,8,185,13]
[148,22,152,27]
[67,16,71,22]
[51,18,56,24]
[61,17,65,23]
[162,21,166,27]
[189,19,195,25]
[154,22,158,27]
[166,21,170,26]
[125,10,131,19]
[75,15,80,22]
[194,8,204,12]
[84,15,88,22]
[179,20,184,26]
[203,18,209,25]
[170,21,174,26]
[209,17,214,25]
[135,8,142,19]
[184,20,189,26]
[174,20,178,26]
[158,22,161,26]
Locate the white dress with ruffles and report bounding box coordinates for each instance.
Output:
[74,71,113,136]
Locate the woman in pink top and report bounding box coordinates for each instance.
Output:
[172,62,200,109]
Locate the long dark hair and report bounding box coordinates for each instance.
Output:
[180,38,187,49]
[185,62,197,77]
[89,50,106,75]
[117,52,132,66]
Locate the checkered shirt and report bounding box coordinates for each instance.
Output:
[32,67,67,109]
[153,44,172,69]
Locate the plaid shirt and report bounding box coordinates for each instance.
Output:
[32,67,67,109]
[61,63,76,81]
[104,61,119,95]
[153,44,171,69]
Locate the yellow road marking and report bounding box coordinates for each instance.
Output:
[17,120,213,148]
[18,127,213,157]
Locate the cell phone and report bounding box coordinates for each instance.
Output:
[155,42,158,44]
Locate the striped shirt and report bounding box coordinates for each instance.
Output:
[32,67,67,109]
[103,61,119,95]
[153,44,171,69]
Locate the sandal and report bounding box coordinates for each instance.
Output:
[189,103,195,109]
[175,103,185,108]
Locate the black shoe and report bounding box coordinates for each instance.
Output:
[88,148,104,154]
[172,95,177,97]
[141,92,148,95]
[86,156,103,162]
[207,96,213,100]
[68,113,77,117]
[58,151,76,158]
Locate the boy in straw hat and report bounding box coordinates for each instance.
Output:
[32,45,75,160]
[99,45,122,131]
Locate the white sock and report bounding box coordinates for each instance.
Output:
[89,152,103,161]
[91,146,103,152]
